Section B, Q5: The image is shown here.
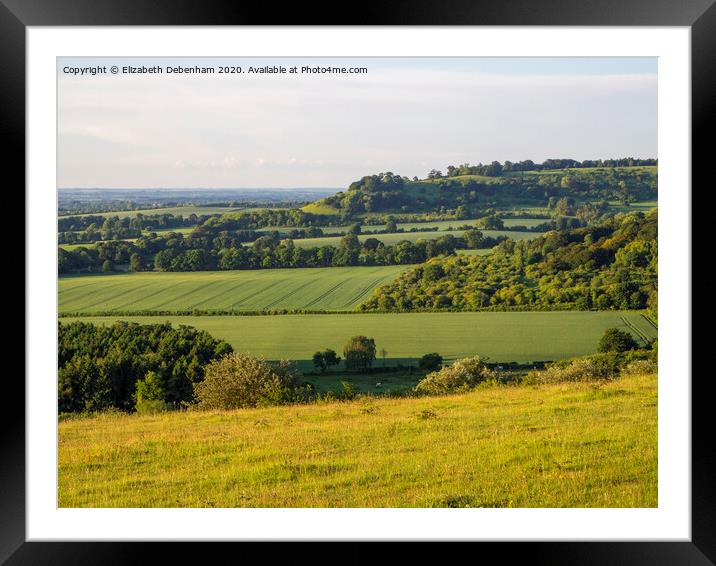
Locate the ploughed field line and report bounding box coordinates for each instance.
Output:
[261,277,329,310]
[302,278,350,309]
[339,276,391,308]
[58,266,411,313]
[642,314,658,331]
[620,315,651,346]
[228,278,287,309]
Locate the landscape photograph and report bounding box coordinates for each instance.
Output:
[57,57,658,508]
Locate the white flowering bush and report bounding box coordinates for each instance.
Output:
[415,356,495,395]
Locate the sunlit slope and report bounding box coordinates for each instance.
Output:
[59,373,658,508]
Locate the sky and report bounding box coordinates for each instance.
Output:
[57,57,657,189]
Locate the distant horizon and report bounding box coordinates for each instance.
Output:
[58,156,658,192]
[57,186,340,191]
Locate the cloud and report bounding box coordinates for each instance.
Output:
[57,60,657,188]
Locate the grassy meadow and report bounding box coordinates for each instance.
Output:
[62,311,658,371]
[58,372,657,508]
[59,266,410,313]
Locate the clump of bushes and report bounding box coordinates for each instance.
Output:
[531,358,615,384]
[526,349,657,385]
[193,352,302,410]
[621,359,658,375]
[414,356,495,395]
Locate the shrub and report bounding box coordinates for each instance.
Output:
[530,358,615,384]
[135,371,166,414]
[598,328,639,353]
[419,353,443,372]
[622,359,658,375]
[415,356,495,395]
[340,381,357,400]
[193,353,300,410]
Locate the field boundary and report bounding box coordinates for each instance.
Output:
[59,307,657,317]
[621,315,651,346]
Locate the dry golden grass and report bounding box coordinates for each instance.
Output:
[58,373,657,508]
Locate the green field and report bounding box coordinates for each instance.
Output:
[58,242,102,251]
[264,228,542,249]
[58,372,657,508]
[501,218,549,228]
[150,226,195,235]
[58,266,410,313]
[59,205,243,220]
[300,202,340,215]
[62,311,658,368]
[364,218,547,231]
[605,200,658,213]
[60,224,542,252]
[259,218,548,237]
[457,248,494,256]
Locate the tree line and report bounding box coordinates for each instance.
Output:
[434,157,657,178]
[58,212,221,244]
[199,209,341,232]
[58,230,507,273]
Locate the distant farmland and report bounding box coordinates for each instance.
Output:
[58,266,410,313]
[58,226,196,250]
[58,205,242,220]
[259,218,548,234]
[62,311,658,368]
[262,229,543,249]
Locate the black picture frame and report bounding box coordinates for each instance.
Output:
[6,1,708,563]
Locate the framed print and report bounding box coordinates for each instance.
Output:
[6,0,710,563]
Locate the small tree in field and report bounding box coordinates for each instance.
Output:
[343,336,376,372]
[322,349,341,371]
[598,328,639,353]
[312,351,327,372]
[194,352,299,409]
[135,371,166,414]
[415,356,494,395]
[312,349,341,373]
